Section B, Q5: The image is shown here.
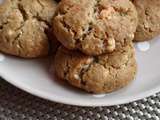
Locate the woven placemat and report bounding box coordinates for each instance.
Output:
[0,79,160,120]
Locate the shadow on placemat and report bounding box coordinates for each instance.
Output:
[0,78,160,120]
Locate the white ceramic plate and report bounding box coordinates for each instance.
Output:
[0,36,160,107]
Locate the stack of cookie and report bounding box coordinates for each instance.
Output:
[53,0,138,93]
[0,0,160,94]
[52,0,160,93]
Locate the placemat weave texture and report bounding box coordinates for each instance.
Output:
[0,79,160,120]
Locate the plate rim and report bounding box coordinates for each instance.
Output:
[1,73,158,107]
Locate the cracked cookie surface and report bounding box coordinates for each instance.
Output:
[53,41,137,93]
[0,0,57,58]
[53,0,138,56]
[133,0,160,41]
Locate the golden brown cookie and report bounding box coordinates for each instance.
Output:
[133,0,160,41]
[53,42,137,93]
[53,0,138,56]
[0,0,57,58]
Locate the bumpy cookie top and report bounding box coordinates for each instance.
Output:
[54,41,137,93]
[0,0,57,58]
[133,0,160,41]
[53,0,138,55]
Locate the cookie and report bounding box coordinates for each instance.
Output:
[0,0,57,58]
[53,0,138,56]
[133,0,160,41]
[53,42,137,93]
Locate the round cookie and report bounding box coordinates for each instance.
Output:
[0,0,57,58]
[53,42,137,93]
[53,0,138,56]
[133,0,160,41]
